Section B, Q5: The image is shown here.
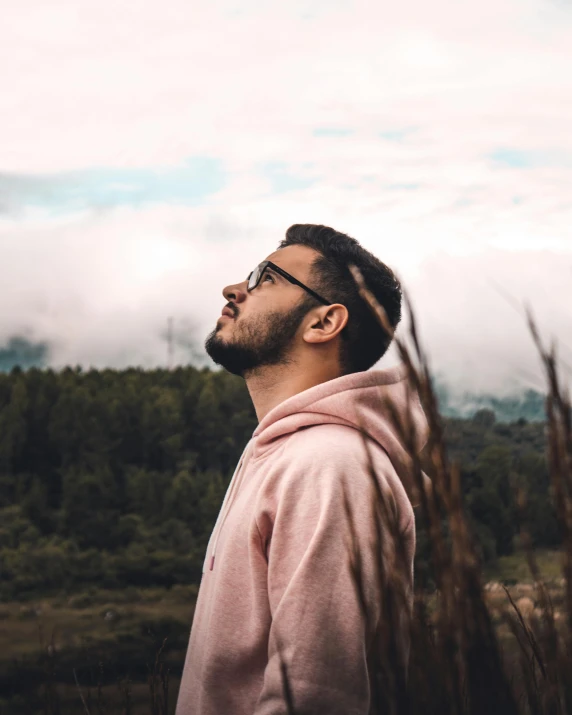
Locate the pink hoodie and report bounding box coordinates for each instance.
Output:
[176,363,429,715]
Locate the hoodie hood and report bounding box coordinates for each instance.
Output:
[251,362,430,502]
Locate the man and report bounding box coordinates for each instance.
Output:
[176,224,429,714]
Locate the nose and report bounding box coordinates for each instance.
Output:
[223,279,248,306]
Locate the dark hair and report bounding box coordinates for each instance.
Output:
[278,224,402,374]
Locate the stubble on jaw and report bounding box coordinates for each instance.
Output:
[204,298,313,378]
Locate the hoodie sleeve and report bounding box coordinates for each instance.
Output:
[253,427,413,715]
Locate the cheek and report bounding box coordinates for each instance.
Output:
[236,308,270,338]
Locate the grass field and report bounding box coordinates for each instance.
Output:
[482,548,565,583]
[0,585,197,714]
[1,550,566,714]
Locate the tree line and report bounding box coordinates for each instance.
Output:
[0,365,558,598]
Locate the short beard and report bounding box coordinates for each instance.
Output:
[204,298,313,377]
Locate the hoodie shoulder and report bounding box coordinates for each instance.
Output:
[254,422,414,541]
[280,422,392,473]
[269,423,410,529]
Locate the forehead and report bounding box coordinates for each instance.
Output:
[263,244,321,282]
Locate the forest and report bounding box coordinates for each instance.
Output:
[0,364,558,601]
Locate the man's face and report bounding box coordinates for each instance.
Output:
[204,244,322,377]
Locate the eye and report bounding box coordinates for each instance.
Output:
[263,272,275,283]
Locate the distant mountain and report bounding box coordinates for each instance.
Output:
[435,382,545,423]
[0,337,49,372]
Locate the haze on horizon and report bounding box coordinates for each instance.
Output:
[1,0,571,400]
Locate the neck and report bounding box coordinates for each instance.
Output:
[245,354,342,422]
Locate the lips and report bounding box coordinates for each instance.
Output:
[221,306,235,319]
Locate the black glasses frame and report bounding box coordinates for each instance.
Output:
[247,261,331,306]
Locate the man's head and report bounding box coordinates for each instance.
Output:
[205,224,402,378]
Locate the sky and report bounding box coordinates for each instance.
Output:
[1,0,571,398]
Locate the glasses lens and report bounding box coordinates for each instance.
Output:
[248,264,263,290]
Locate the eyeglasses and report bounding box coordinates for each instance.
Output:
[246,261,331,306]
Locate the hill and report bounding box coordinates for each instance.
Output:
[0,365,557,599]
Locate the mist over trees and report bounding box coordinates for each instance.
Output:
[0,366,557,599]
[435,382,546,422]
[0,337,49,372]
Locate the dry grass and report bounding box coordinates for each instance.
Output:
[314,265,572,715]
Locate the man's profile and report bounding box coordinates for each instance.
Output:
[175,224,429,715]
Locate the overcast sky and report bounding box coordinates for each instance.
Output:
[1,0,571,397]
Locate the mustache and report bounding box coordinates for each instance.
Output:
[225,302,239,318]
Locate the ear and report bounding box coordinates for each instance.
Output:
[303,304,349,344]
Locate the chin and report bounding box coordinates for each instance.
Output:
[215,318,229,333]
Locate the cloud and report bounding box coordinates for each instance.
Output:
[379,129,416,143]
[0,157,225,215]
[260,162,318,194]
[0,0,571,398]
[390,248,572,397]
[313,128,354,138]
[0,204,274,369]
[1,201,570,404]
[489,148,572,169]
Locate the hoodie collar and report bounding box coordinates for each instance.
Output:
[250,363,429,499]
